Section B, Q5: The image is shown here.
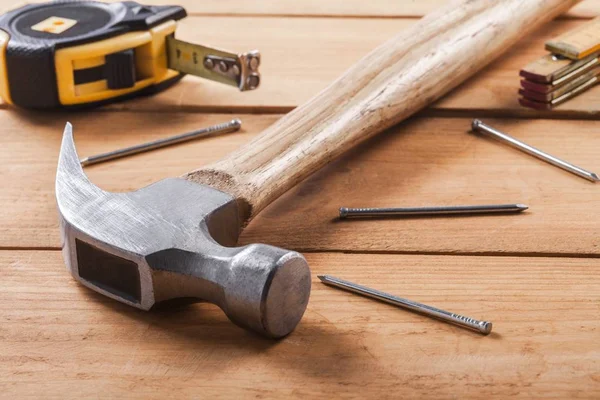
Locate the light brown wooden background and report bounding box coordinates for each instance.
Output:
[1,1,599,398]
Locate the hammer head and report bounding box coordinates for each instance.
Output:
[55,123,311,338]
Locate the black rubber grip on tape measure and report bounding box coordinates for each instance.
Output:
[0,1,186,109]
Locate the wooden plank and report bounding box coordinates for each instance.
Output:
[57,17,600,118]
[187,0,599,19]
[0,12,597,116]
[2,0,596,18]
[1,250,599,398]
[190,0,597,19]
[246,117,600,256]
[1,112,598,256]
[0,112,278,249]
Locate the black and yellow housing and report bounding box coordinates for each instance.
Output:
[0,1,187,109]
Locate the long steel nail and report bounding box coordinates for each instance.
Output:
[471,119,599,183]
[318,275,492,335]
[339,203,528,218]
[80,119,242,166]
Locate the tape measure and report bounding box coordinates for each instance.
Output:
[0,1,261,109]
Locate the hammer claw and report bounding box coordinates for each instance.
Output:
[55,123,311,338]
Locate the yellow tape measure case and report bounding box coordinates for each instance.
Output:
[0,1,187,109]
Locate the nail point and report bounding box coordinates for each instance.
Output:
[471,120,596,183]
[319,274,492,335]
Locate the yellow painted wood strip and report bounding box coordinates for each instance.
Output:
[545,16,600,59]
[0,112,598,256]
[1,250,598,398]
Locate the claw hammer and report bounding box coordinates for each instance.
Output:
[56,0,580,337]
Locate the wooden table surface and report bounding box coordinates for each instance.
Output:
[1,1,599,398]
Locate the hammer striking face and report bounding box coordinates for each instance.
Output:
[56,123,311,338]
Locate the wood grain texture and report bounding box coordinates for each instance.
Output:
[1,112,598,256]
[1,250,599,398]
[0,7,597,116]
[183,0,581,221]
[0,111,277,249]
[19,16,590,118]
[243,117,600,256]
[187,0,600,19]
[0,0,597,397]
[2,0,597,18]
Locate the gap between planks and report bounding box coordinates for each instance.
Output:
[3,115,598,255]
[3,247,599,260]
[0,107,598,121]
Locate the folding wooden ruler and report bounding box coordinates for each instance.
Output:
[519,16,600,110]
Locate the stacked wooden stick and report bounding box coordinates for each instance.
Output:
[519,16,600,110]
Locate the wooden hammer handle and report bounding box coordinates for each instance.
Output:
[185,0,580,221]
